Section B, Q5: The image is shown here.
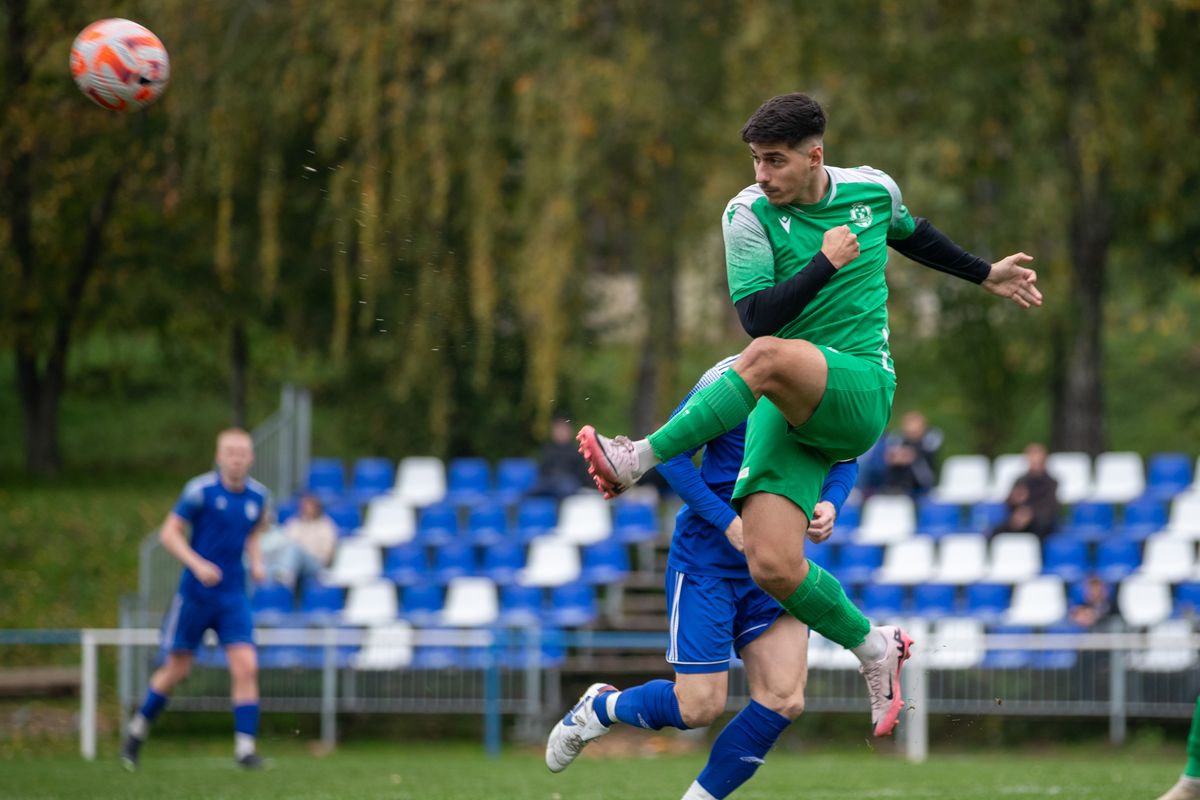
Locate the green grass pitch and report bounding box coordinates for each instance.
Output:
[0,740,1182,799]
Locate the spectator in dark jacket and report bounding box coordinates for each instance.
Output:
[994,442,1060,540]
[529,416,593,500]
[881,411,942,497]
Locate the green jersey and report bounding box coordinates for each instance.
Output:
[723,165,916,373]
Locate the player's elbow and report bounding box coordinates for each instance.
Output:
[735,297,777,338]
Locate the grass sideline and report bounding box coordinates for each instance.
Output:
[0,739,1185,800]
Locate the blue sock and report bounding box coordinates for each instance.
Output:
[139,689,169,722]
[601,679,688,730]
[696,700,791,799]
[233,703,260,737]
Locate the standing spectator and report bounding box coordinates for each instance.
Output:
[529,415,592,501]
[994,442,1060,539]
[271,494,337,590]
[881,411,942,496]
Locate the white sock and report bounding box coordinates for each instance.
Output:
[604,691,621,726]
[128,713,148,740]
[235,733,256,758]
[851,628,887,663]
[634,439,659,475]
[681,780,719,800]
[1181,775,1200,786]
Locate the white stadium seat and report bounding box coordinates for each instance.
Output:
[322,538,383,587]
[555,494,612,546]
[932,534,988,585]
[1138,535,1196,582]
[393,456,447,507]
[1165,494,1200,541]
[933,455,991,505]
[353,622,414,670]
[1117,575,1172,628]
[440,577,499,627]
[360,496,416,546]
[1130,620,1197,672]
[1046,451,1092,505]
[987,454,1030,502]
[807,631,859,670]
[927,618,986,669]
[343,579,399,625]
[1004,576,1066,626]
[1089,451,1145,504]
[519,539,581,587]
[855,494,915,545]
[984,533,1042,584]
[876,537,936,585]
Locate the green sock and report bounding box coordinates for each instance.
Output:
[780,559,870,650]
[647,370,756,461]
[1186,695,1200,778]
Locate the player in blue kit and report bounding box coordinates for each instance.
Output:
[120,428,271,770]
[548,356,858,800]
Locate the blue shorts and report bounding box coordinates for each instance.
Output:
[664,566,784,674]
[162,592,255,653]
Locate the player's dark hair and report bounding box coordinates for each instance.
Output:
[740,93,826,148]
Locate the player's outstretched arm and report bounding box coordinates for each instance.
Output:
[982,252,1042,309]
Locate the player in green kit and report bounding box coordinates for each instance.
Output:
[577,93,1042,737]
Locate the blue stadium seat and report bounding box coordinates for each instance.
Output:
[306,458,345,501]
[402,584,444,625]
[351,458,395,504]
[498,585,543,626]
[251,582,295,624]
[1063,501,1115,542]
[1175,583,1200,618]
[383,543,427,587]
[804,539,837,572]
[1095,539,1140,583]
[861,583,906,618]
[1043,537,1089,583]
[446,457,491,507]
[411,646,459,670]
[835,502,861,534]
[612,502,658,544]
[500,628,566,669]
[516,497,558,541]
[258,645,308,670]
[494,458,539,505]
[965,583,1011,623]
[1120,498,1167,541]
[416,503,460,546]
[912,583,958,619]
[432,541,476,584]
[482,541,525,586]
[544,583,598,627]
[467,503,511,547]
[837,544,883,584]
[970,501,1008,534]
[1032,621,1082,669]
[458,646,495,670]
[580,540,631,585]
[275,497,300,525]
[1146,453,1194,502]
[300,581,345,620]
[982,625,1033,669]
[917,501,962,538]
[326,502,363,536]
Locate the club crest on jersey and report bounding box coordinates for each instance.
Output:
[215,496,228,510]
[245,500,259,520]
[850,202,873,228]
[779,215,791,233]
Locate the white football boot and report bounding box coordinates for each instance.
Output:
[545,681,616,773]
[859,625,914,736]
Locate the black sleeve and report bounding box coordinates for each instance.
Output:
[888,217,992,284]
[733,252,837,337]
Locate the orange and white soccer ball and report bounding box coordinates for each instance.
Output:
[70,18,169,112]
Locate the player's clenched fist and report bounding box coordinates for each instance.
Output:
[821,225,860,268]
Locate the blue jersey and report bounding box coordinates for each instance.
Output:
[660,357,858,579]
[172,471,270,600]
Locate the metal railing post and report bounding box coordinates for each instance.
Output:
[81,630,97,761]
[903,649,929,762]
[321,626,338,749]
[1110,648,1127,744]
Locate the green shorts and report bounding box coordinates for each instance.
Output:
[732,346,895,519]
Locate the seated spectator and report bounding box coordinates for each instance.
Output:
[880,411,942,496]
[270,494,337,589]
[1069,575,1119,630]
[994,442,1060,540]
[529,415,592,501]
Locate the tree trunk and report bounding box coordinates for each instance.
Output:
[230,320,248,428]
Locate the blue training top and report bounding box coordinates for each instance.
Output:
[172,471,271,600]
[659,356,859,579]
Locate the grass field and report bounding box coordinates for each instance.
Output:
[0,738,1184,800]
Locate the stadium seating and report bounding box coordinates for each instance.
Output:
[1118,575,1173,628]
[519,539,581,587]
[394,456,447,507]
[1005,576,1066,626]
[1146,453,1194,501]
[804,539,836,571]
[912,583,958,619]
[545,583,598,627]
[984,533,1042,583]
[1175,582,1200,618]
[861,583,906,618]
[837,544,884,584]
[494,458,539,505]
[1094,539,1140,583]
[933,455,990,505]
[300,580,345,619]
[1090,451,1145,504]
[343,579,399,625]
[580,540,631,585]
[983,625,1034,669]
[401,584,445,626]
[326,502,363,536]
[1139,535,1196,582]
[1046,451,1092,505]
[917,501,962,538]
[353,622,414,670]
[258,646,309,670]
[481,541,525,585]
[440,577,499,627]
[876,537,935,585]
[275,498,300,525]
[1120,498,1166,541]
[987,454,1029,502]
[964,583,1012,623]
[466,503,511,547]
[1164,494,1200,540]
[416,503,460,546]
[383,543,426,587]
[612,502,659,544]
[834,502,861,534]
[251,582,295,624]
[360,495,416,546]
[1033,621,1083,670]
[323,538,382,586]
[498,585,544,626]
[1130,619,1197,672]
[969,501,1008,534]
[1062,501,1115,542]
[556,494,613,546]
[856,494,915,545]
[932,534,988,585]
[306,458,346,501]
[1042,537,1089,582]
[411,644,459,670]
[927,618,985,669]
[351,458,396,504]
[446,457,491,507]
[432,541,476,584]
[515,497,558,541]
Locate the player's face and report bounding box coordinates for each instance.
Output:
[749,141,821,206]
[216,434,254,482]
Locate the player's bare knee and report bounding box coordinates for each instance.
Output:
[736,337,781,387]
[680,694,725,728]
[747,554,798,600]
[755,688,805,721]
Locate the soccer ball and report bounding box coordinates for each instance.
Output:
[70,18,170,112]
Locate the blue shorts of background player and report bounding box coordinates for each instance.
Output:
[162,592,255,653]
[547,355,859,800]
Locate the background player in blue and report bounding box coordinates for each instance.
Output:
[548,357,858,800]
[120,428,271,770]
